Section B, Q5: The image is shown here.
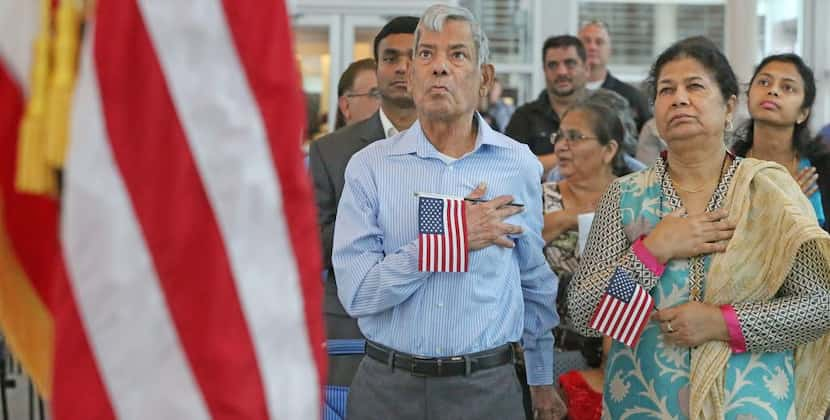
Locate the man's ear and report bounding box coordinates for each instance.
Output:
[479,63,495,98]
[338,95,350,121]
[407,64,415,96]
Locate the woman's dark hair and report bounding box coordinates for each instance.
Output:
[646,36,739,105]
[562,101,632,177]
[731,53,828,161]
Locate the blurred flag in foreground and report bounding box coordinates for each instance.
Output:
[2,0,325,419]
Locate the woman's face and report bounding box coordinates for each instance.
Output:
[748,60,809,128]
[554,109,617,180]
[653,57,736,145]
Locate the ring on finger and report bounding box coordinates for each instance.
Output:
[666,321,675,333]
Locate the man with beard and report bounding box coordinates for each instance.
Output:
[505,35,640,176]
[308,16,419,388]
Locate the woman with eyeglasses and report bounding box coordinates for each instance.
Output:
[541,101,630,419]
[568,37,830,419]
[731,53,830,230]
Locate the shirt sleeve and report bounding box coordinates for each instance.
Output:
[732,240,830,353]
[567,180,663,337]
[332,153,431,318]
[514,169,559,386]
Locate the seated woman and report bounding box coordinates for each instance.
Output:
[542,101,630,371]
[731,53,830,230]
[568,36,830,419]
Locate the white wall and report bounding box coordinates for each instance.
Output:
[803,0,830,133]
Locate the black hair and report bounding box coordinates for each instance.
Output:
[732,53,828,161]
[646,36,738,104]
[335,58,377,129]
[580,337,605,368]
[373,16,420,63]
[561,101,632,177]
[542,35,586,64]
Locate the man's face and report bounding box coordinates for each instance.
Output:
[342,69,380,125]
[376,33,415,108]
[543,46,589,98]
[579,24,611,69]
[409,20,492,122]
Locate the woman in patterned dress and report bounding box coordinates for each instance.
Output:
[543,101,630,374]
[567,37,830,419]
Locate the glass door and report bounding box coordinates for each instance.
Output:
[293,15,340,140]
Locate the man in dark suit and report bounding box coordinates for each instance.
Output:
[579,20,652,131]
[308,15,419,387]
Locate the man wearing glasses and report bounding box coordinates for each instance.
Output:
[334,58,381,129]
[309,16,420,389]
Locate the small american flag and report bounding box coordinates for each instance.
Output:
[589,268,654,347]
[418,196,468,272]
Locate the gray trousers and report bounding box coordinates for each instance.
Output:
[347,356,525,420]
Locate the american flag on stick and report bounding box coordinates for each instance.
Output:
[418,194,468,272]
[589,267,654,347]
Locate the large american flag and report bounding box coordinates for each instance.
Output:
[1,1,325,419]
[589,268,654,347]
[418,195,468,272]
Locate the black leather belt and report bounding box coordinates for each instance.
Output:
[365,340,515,377]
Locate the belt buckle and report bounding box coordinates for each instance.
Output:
[410,355,432,377]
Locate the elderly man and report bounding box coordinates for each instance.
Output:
[333,4,564,420]
[579,20,651,131]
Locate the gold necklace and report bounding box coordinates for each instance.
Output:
[670,154,728,194]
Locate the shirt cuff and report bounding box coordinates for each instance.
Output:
[523,335,554,386]
[632,236,665,277]
[720,304,747,354]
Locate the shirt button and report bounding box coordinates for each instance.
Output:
[437,302,444,308]
[448,165,454,171]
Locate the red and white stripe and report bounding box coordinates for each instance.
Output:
[420,198,467,272]
[60,1,324,419]
[590,287,653,347]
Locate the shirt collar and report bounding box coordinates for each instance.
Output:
[388,113,512,157]
[378,107,399,138]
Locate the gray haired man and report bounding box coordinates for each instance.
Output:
[333,4,565,420]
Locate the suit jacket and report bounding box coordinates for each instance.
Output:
[308,111,385,385]
[602,71,652,132]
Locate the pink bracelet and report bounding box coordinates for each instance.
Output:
[631,236,665,277]
[720,304,747,354]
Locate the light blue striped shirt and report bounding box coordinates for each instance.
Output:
[332,115,559,385]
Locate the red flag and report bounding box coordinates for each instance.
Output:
[53,1,325,419]
[589,267,654,347]
[0,1,59,398]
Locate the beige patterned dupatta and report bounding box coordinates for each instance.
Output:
[688,158,830,419]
